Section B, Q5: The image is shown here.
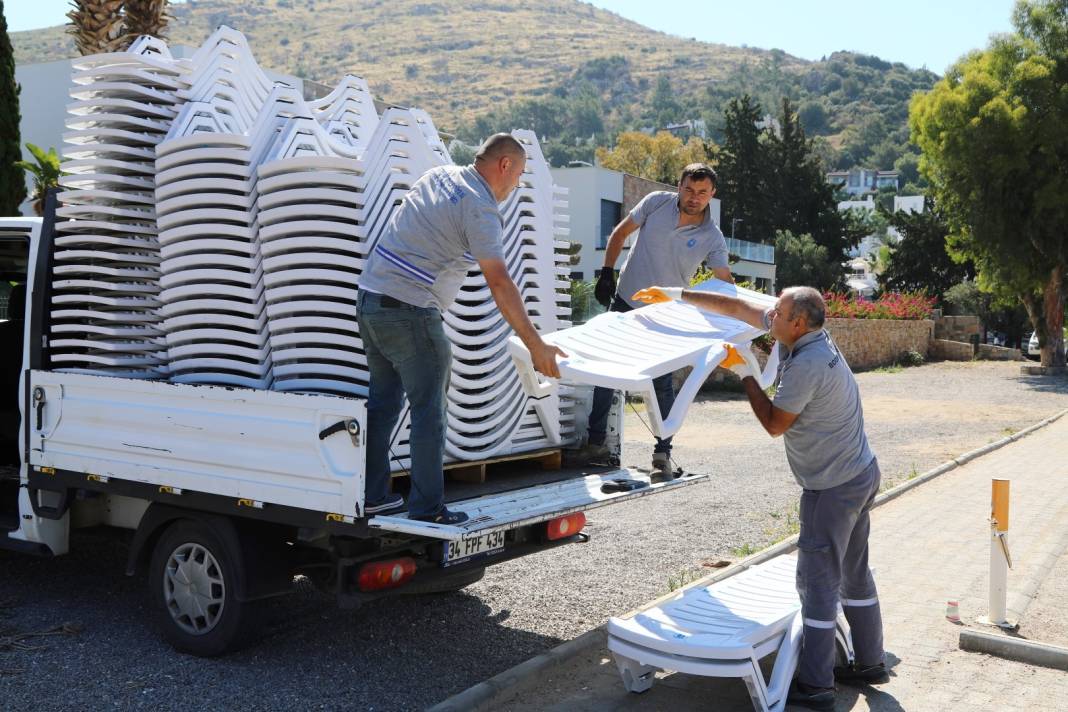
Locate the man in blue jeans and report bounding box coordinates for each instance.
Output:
[566,164,733,480]
[633,284,888,711]
[357,134,565,524]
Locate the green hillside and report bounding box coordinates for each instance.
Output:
[12,0,938,173]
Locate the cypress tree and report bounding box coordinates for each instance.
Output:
[0,1,27,216]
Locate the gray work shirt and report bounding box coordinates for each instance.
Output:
[765,318,875,491]
[615,191,730,308]
[359,164,505,312]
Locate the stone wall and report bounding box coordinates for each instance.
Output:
[622,174,675,215]
[935,315,980,341]
[824,318,934,371]
[978,343,1024,361]
[931,338,975,361]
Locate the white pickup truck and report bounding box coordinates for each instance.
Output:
[0,206,705,656]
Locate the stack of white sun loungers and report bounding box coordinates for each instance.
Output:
[51,36,185,378]
[51,27,578,466]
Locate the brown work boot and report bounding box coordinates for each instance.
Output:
[650,452,674,483]
[563,441,611,467]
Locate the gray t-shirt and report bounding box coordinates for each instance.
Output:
[766,320,875,491]
[359,164,505,311]
[615,191,730,308]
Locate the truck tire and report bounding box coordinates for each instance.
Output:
[148,519,254,657]
[401,566,486,596]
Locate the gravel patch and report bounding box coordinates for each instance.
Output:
[1,361,1065,710]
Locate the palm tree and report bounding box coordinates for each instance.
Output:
[15,144,62,217]
[66,0,126,56]
[123,0,170,46]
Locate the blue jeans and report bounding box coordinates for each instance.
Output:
[587,296,675,455]
[356,291,451,518]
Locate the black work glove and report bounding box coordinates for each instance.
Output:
[594,269,617,308]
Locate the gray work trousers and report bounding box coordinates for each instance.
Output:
[796,458,885,689]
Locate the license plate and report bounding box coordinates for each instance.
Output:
[442,530,505,567]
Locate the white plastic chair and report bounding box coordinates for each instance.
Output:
[607,554,853,712]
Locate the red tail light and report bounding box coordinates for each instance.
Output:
[357,557,417,591]
[546,512,586,541]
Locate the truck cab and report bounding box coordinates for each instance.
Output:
[0,204,706,656]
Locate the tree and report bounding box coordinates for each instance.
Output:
[882,198,974,300]
[768,98,861,261]
[67,0,127,55]
[0,1,26,216]
[124,0,170,46]
[910,0,1068,367]
[773,230,844,292]
[15,144,61,217]
[716,95,774,242]
[594,131,710,185]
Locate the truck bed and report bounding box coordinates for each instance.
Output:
[25,369,707,542]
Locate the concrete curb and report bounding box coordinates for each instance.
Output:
[425,627,607,712]
[429,407,1068,712]
[960,629,1068,671]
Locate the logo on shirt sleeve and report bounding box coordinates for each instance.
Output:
[687,238,697,248]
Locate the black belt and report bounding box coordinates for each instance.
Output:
[379,295,406,308]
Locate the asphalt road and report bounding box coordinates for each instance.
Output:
[1,361,1065,711]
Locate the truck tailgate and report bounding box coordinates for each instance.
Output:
[369,469,707,540]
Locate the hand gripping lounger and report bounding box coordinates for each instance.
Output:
[507,279,780,441]
[607,554,855,712]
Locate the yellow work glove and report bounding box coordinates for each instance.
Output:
[722,344,754,379]
[631,286,682,304]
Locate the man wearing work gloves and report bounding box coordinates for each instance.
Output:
[633,284,888,711]
[567,164,733,479]
[357,134,566,525]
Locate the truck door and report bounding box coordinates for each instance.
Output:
[0,220,35,533]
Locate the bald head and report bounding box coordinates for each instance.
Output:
[474,133,526,164]
[473,133,527,202]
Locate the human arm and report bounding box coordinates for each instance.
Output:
[479,257,566,378]
[602,215,640,271]
[711,265,734,283]
[631,286,767,330]
[741,377,799,437]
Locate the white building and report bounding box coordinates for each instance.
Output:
[550,165,776,293]
[826,168,900,196]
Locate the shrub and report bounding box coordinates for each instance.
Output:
[823,291,935,320]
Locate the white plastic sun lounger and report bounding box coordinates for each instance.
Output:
[607,554,855,712]
[508,279,780,441]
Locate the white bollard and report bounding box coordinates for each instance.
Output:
[980,478,1015,628]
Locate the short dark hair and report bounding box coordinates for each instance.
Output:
[475,133,526,163]
[680,163,717,189]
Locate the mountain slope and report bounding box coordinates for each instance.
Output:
[12,0,937,171]
[13,0,797,120]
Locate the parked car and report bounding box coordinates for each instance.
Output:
[1026,332,1068,361]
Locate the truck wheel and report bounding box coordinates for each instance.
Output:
[401,566,486,595]
[149,519,252,657]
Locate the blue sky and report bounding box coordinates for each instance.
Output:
[8,0,1016,74]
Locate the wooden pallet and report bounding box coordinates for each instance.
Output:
[443,448,562,484]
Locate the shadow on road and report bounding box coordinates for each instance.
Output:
[0,527,562,711]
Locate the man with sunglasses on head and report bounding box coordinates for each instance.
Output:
[631,284,888,711]
[566,163,733,480]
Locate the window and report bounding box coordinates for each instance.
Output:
[598,199,622,249]
[570,271,584,281]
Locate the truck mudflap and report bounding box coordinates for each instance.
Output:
[367,469,708,540]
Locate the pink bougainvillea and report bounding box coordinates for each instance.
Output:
[823,291,936,320]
